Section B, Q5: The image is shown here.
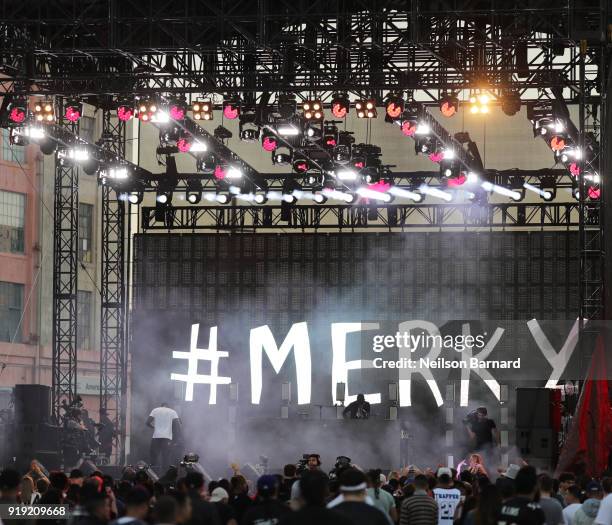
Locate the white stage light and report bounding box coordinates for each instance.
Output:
[356,187,392,202]
[419,184,453,202]
[388,186,423,202]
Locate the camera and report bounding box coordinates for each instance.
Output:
[180,453,199,466]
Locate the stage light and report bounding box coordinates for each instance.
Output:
[169,99,187,120]
[117,102,134,121]
[468,92,490,115]
[226,166,243,179]
[588,186,601,200]
[214,165,226,180]
[137,99,158,121]
[420,184,453,202]
[355,99,377,118]
[254,193,267,204]
[501,91,521,116]
[8,100,27,124]
[323,123,338,147]
[64,100,82,122]
[239,127,259,142]
[127,192,143,205]
[313,193,327,204]
[185,177,203,202]
[415,123,430,135]
[192,99,213,120]
[34,99,55,122]
[277,94,297,119]
[481,181,522,201]
[322,188,355,203]
[293,158,310,174]
[550,136,565,151]
[362,167,380,184]
[222,100,240,120]
[336,169,358,181]
[401,119,417,136]
[416,136,438,155]
[356,187,392,202]
[216,193,231,204]
[276,123,300,136]
[331,94,350,118]
[273,150,292,165]
[302,100,323,120]
[261,133,278,152]
[385,95,404,120]
[59,147,90,163]
[102,165,129,180]
[388,186,423,202]
[304,123,322,141]
[440,160,460,178]
[523,181,555,201]
[466,172,479,184]
[439,95,459,117]
[447,174,467,187]
[156,191,172,204]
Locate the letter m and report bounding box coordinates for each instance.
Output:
[250,322,312,404]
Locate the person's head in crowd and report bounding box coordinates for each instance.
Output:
[49,470,69,492]
[153,495,178,525]
[134,470,149,485]
[475,484,502,525]
[92,470,104,479]
[515,466,538,499]
[167,490,191,524]
[356,393,366,403]
[40,488,63,505]
[565,484,582,506]
[209,487,229,504]
[538,474,554,497]
[116,480,133,502]
[230,474,248,495]
[307,454,321,471]
[460,470,474,484]
[84,492,112,524]
[65,484,81,506]
[367,469,383,489]
[437,467,453,488]
[414,474,429,493]
[69,469,84,486]
[299,470,329,507]
[602,477,612,495]
[257,475,279,501]
[19,475,34,504]
[217,478,231,495]
[0,468,22,501]
[122,467,137,482]
[387,478,399,492]
[586,481,603,500]
[207,480,218,494]
[36,477,49,495]
[339,469,368,502]
[124,487,151,520]
[559,472,576,494]
[283,464,297,479]
[496,476,516,501]
[184,472,206,497]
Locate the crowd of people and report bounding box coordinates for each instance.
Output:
[1,455,612,525]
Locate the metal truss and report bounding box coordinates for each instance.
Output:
[140,202,581,231]
[100,111,128,464]
[0,1,600,99]
[51,99,79,420]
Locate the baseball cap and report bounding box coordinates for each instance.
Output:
[209,487,229,503]
[257,475,278,496]
[437,467,452,478]
[587,481,603,493]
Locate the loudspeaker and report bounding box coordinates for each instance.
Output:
[516,428,557,462]
[14,385,51,425]
[515,388,560,429]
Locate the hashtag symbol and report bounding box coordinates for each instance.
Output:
[170,324,231,403]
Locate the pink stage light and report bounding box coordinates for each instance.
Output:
[262,136,277,152]
[447,174,467,187]
[65,105,81,122]
[170,105,186,120]
[428,151,444,163]
[9,107,26,124]
[214,165,226,180]
[117,105,134,122]
[177,137,191,152]
[223,103,239,120]
[588,186,601,199]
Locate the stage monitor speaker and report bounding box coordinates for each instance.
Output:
[515,387,561,430]
[516,428,557,466]
[14,384,51,425]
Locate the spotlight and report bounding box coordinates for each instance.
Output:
[226,166,243,179]
[102,165,129,180]
[501,91,521,116]
[313,193,327,204]
[306,172,323,186]
[216,193,231,204]
[192,100,213,120]
[196,153,218,174]
[276,123,300,136]
[117,101,134,121]
[239,126,259,142]
[401,119,417,136]
[169,99,187,120]
[293,158,311,174]
[323,123,339,147]
[302,100,323,120]
[588,186,601,200]
[277,94,296,119]
[468,91,490,114]
[440,160,460,178]
[550,136,565,151]
[137,99,158,121]
[261,132,278,152]
[64,100,82,122]
[177,137,191,152]
[331,94,350,118]
[362,167,380,184]
[336,169,358,181]
[415,136,438,155]
[8,100,27,124]
[355,99,377,118]
[223,99,240,120]
[156,191,172,204]
[273,150,292,165]
[186,178,203,203]
[127,191,143,205]
[439,95,459,117]
[304,123,322,141]
[58,147,90,164]
[385,95,404,120]
[254,193,267,204]
[214,165,226,180]
[34,99,55,123]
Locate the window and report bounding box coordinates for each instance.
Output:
[0,282,23,343]
[0,190,25,253]
[1,128,26,164]
[79,203,93,262]
[77,290,92,350]
[80,116,95,144]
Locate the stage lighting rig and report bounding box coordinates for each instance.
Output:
[261,131,278,151]
[169,99,188,120]
[384,94,404,120]
[239,125,259,142]
[64,100,82,122]
[117,100,135,121]
[100,164,129,182]
[501,91,522,116]
[196,152,219,174]
[137,99,158,121]
[323,123,339,147]
[177,135,207,153]
[8,100,27,124]
[468,91,490,114]
[293,157,311,174]
[331,94,350,119]
[355,99,377,118]
[192,99,213,120]
[304,123,322,142]
[439,94,459,117]
[34,99,55,123]
[277,94,297,119]
[213,126,232,141]
[302,100,324,120]
[273,148,293,165]
[186,178,203,203]
[223,98,240,120]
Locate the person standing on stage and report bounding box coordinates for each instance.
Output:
[342,393,371,419]
[98,409,115,460]
[465,407,498,451]
[147,402,181,469]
